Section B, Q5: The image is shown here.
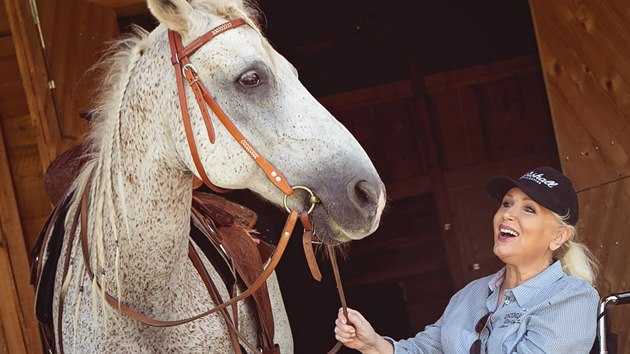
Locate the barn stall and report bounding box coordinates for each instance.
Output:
[1,0,629,353]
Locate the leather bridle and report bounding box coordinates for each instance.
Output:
[168,18,293,196]
[58,18,349,354]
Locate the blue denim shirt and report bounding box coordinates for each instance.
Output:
[388,261,599,353]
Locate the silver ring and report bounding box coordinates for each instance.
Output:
[283,185,318,214]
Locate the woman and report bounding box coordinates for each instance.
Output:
[334,166,600,353]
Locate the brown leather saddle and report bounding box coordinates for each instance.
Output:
[32,143,280,353]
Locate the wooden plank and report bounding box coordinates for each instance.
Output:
[0,96,29,117]
[0,128,41,353]
[423,55,540,93]
[319,80,414,112]
[45,0,118,141]
[318,56,542,113]
[5,0,58,171]
[579,178,630,354]
[0,0,10,33]
[0,319,7,354]
[0,35,15,58]
[82,0,144,8]
[0,56,23,85]
[530,0,630,191]
[431,88,481,169]
[1,115,37,149]
[9,146,51,216]
[530,1,630,353]
[386,175,433,200]
[0,241,28,354]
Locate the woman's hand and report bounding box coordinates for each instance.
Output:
[334,307,394,354]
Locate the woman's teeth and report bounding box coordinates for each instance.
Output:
[500,228,519,237]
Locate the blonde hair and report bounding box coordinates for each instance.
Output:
[552,214,599,286]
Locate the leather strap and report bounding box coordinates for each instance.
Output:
[188,242,249,354]
[168,20,294,196]
[173,19,248,62]
[79,186,297,328]
[300,212,322,281]
[219,225,276,350]
[168,30,226,193]
[326,245,349,354]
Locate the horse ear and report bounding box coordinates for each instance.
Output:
[147,0,195,36]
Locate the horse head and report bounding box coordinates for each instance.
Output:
[147,0,387,245]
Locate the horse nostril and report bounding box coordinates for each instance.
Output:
[352,180,377,209]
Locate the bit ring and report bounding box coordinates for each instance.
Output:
[283,186,318,214]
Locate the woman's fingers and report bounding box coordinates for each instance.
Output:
[335,318,356,336]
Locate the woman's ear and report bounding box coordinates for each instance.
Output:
[147,0,194,37]
[550,227,571,251]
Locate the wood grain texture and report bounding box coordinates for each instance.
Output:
[82,0,143,8]
[579,179,630,354]
[530,1,630,353]
[530,0,630,191]
[0,128,42,354]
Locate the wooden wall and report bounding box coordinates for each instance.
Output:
[1,0,118,351]
[530,1,630,353]
[1,0,46,351]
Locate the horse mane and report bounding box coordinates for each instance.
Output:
[63,26,151,327]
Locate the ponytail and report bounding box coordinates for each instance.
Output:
[553,216,599,286]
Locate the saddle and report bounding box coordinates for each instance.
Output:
[32,143,280,353]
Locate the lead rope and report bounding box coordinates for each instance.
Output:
[326,245,349,354]
[299,211,349,354]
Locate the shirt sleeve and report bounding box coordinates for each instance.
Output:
[509,284,599,354]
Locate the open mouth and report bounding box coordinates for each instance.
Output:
[499,226,520,238]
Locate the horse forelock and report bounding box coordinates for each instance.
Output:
[192,0,258,19]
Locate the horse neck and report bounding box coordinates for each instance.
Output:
[84,38,194,302]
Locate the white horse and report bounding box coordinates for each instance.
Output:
[42,0,386,352]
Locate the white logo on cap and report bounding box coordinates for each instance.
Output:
[520,172,558,188]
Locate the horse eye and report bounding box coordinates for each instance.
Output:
[239,71,262,87]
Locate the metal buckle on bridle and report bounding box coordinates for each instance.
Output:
[182,63,199,85]
[283,185,318,214]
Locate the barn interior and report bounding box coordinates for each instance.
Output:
[81,0,561,351]
[2,0,629,353]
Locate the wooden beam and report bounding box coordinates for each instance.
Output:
[83,0,143,9]
[0,238,28,354]
[0,129,42,353]
[4,0,55,171]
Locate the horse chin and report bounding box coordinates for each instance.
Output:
[311,208,370,246]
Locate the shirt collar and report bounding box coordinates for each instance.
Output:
[488,267,506,292]
[489,260,564,307]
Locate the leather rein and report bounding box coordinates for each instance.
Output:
[58,18,349,354]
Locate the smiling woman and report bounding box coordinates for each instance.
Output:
[333,166,600,354]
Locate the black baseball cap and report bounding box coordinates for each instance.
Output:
[485,166,579,225]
